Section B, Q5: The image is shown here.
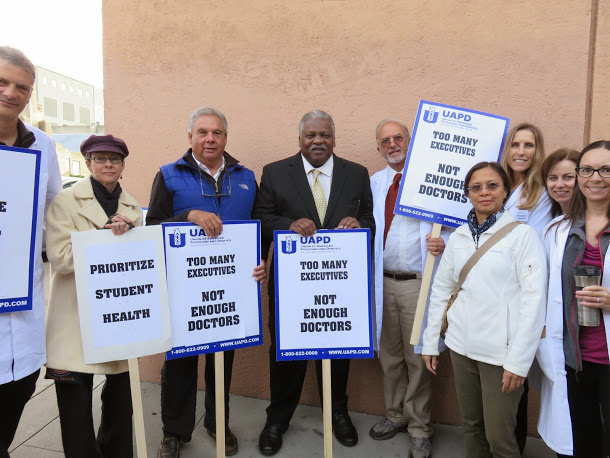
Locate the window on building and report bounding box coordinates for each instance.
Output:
[51,80,57,87]
[71,160,81,176]
[63,102,75,122]
[78,88,83,96]
[42,77,48,84]
[79,107,91,124]
[85,91,90,98]
[61,83,66,91]
[43,97,57,117]
[69,85,74,93]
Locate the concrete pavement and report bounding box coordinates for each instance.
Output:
[9,370,555,458]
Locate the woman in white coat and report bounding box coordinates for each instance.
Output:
[500,123,553,453]
[539,140,610,458]
[45,134,142,458]
[500,123,553,236]
[534,148,579,456]
[422,162,547,458]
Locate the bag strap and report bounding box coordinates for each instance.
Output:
[454,221,522,291]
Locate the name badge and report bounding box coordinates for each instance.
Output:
[515,209,530,223]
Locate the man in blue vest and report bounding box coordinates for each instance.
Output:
[147,107,266,458]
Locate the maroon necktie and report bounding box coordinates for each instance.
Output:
[384,173,402,249]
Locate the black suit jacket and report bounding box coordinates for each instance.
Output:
[254,153,375,249]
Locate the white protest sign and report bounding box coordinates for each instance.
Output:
[163,221,262,359]
[72,226,171,363]
[274,229,373,361]
[0,145,40,313]
[395,100,509,227]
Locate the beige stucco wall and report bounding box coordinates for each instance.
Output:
[103,0,605,434]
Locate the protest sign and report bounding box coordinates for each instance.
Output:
[72,225,171,364]
[163,221,262,359]
[395,100,509,228]
[274,229,373,361]
[0,145,40,313]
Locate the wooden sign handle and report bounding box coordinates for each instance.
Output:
[215,351,225,458]
[128,358,147,458]
[322,358,333,458]
[410,223,442,345]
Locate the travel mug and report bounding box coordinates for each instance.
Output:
[574,265,601,327]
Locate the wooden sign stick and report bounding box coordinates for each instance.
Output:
[127,358,147,458]
[322,358,333,458]
[215,351,226,458]
[410,223,442,345]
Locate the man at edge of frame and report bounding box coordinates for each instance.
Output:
[0,46,62,458]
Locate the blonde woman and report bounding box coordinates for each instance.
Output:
[500,123,553,454]
[500,123,553,237]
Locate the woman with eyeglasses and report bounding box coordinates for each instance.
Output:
[45,134,141,458]
[422,162,547,458]
[538,141,610,458]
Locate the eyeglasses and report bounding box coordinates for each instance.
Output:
[380,135,407,148]
[575,166,610,178]
[91,156,123,164]
[465,182,502,194]
[198,168,231,197]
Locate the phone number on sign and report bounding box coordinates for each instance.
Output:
[400,207,434,219]
[170,345,210,356]
[281,351,318,357]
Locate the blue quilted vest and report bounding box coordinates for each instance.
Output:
[161,154,256,220]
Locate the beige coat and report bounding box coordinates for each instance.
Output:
[45,178,143,374]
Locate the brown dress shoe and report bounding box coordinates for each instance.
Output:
[207,426,239,456]
[157,437,180,458]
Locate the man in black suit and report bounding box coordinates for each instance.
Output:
[254,110,375,456]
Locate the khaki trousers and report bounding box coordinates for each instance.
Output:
[450,350,523,458]
[379,277,432,438]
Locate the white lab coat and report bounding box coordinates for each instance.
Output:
[504,183,552,238]
[537,218,610,455]
[371,166,451,352]
[0,124,62,384]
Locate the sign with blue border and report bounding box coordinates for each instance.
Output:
[0,145,41,313]
[163,221,262,359]
[274,229,373,361]
[394,100,509,228]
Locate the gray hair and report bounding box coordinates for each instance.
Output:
[0,46,35,80]
[187,107,228,134]
[375,118,410,145]
[299,110,335,137]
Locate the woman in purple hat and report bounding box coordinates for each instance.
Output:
[45,134,141,458]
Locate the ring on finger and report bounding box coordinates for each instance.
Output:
[597,297,600,303]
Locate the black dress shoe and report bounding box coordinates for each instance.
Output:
[332,412,358,447]
[157,437,181,458]
[207,426,239,456]
[258,423,288,456]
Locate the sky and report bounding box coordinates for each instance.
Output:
[1,0,104,88]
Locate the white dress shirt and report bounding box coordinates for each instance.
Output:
[302,154,333,204]
[193,153,225,182]
[383,168,422,273]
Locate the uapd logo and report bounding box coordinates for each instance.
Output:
[423,107,439,123]
[281,236,297,254]
[169,229,186,248]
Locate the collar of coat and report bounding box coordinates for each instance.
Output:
[72,178,141,228]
